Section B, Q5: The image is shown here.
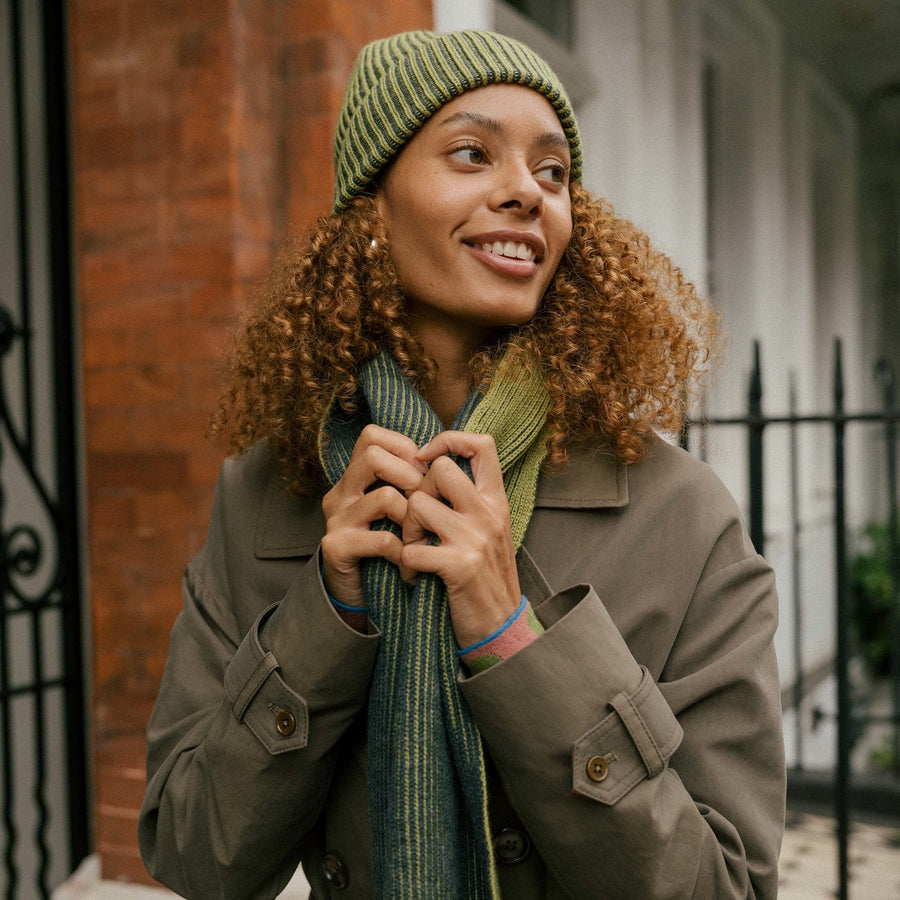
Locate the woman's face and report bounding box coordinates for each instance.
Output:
[376,83,573,351]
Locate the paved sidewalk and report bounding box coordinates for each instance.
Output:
[779,811,900,899]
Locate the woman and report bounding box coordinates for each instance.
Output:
[139,29,785,900]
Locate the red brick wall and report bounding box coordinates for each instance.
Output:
[69,0,431,884]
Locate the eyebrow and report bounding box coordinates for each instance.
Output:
[438,110,570,155]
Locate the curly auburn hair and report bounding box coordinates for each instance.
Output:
[212,184,718,495]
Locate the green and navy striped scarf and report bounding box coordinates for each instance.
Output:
[319,349,550,898]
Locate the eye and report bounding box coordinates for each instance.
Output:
[449,142,488,166]
[535,160,569,185]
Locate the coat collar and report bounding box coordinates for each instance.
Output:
[533,444,628,509]
[254,442,628,559]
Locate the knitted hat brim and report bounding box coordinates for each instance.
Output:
[332,30,582,212]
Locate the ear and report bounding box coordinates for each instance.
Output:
[374,183,389,226]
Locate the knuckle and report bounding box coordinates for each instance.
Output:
[431,455,457,477]
[375,485,404,516]
[322,504,345,532]
[475,433,496,450]
[376,531,398,554]
[470,531,492,558]
[361,443,382,466]
[373,483,394,502]
[360,423,381,442]
[485,513,508,540]
[458,546,481,572]
[406,490,426,515]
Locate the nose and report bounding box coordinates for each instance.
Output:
[490,159,543,217]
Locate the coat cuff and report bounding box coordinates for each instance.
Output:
[224,606,309,755]
[572,665,683,805]
[225,552,379,755]
[461,585,681,807]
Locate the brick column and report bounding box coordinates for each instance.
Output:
[69,0,430,885]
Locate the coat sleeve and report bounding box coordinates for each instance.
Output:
[138,465,379,900]
[460,509,785,899]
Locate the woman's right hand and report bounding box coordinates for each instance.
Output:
[320,424,427,607]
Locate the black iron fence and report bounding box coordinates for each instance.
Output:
[1,2,89,898]
[682,339,900,900]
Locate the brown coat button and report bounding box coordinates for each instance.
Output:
[274,708,296,736]
[586,754,611,782]
[322,851,349,889]
[493,827,531,865]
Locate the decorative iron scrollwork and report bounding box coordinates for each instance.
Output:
[0,304,59,610]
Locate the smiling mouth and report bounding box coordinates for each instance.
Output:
[478,241,538,263]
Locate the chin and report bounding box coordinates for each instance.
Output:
[475,298,543,327]
[491,309,542,329]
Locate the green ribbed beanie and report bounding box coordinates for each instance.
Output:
[332,29,582,212]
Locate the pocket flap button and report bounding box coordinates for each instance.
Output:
[274,708,296,737]
[587,752,617,783]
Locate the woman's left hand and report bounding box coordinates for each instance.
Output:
[401,431,522,649]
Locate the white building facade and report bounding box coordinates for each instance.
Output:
[437,0,895,775]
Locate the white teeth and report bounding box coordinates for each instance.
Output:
[480,241,535,261]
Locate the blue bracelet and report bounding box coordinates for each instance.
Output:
[329,595,369,614]
[457,595,528,656]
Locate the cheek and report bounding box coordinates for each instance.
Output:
[550,210,573,267]
[391,204,453,277]
[381,185,441,250]
[384,216,448,300]
[539,222,572,295]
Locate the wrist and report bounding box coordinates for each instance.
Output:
[320,555,368,632]
[457,595,528,655]
[459,596,544,675]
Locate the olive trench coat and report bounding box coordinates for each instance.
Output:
[139,433,785,899]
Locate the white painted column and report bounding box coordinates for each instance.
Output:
[634,0,682,253]
[571,0,645,218]
[571,0,707,291]
[433,0,494,32]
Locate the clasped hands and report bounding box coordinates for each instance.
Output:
[320,424,522,648]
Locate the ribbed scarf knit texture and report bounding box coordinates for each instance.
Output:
[318,349,550,899]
